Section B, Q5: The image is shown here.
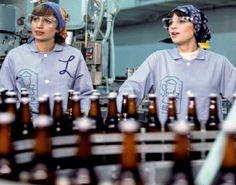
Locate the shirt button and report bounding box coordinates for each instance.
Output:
[186,62,190,66]
[45,79,50,84]
[44,54,48,57]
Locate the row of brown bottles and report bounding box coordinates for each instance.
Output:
[2,107,231,185]
[0,88,222,135]
[164,93,220,132]
[119,92,220,133]
[0,111,146,184]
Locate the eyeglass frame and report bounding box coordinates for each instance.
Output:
[162,16,193,29]
[28,14,58,28]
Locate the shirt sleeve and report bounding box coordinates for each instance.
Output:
[0,53,16,91]
[117,54,155,112]
[220,56,236,102]
[73,52,93,114]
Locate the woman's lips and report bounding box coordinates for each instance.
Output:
[34,31,44,36]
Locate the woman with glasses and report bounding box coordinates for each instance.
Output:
[0,2,93,116]
[117,5,236,125]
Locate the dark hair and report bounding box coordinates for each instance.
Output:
[32,4,65,45]
[168,10,188,18]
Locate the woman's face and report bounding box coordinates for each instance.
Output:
[31,14,58,43]
[167,14,196,46]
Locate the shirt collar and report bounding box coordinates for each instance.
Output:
[26,37,64,53]
[168,47,206,61]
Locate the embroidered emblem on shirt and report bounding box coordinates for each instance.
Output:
[16,69,38,102]
[160,76,183,113]
[58,55,82,79]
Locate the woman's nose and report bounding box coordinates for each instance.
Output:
[35,19,44,27]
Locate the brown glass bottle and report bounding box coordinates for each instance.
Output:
[127,94,138,120]
[0,88,7,101]
[145,94,162,161]
[42,94,51,116]
[17,97,34,140]
[70,118,99,185]
[51,96,66,136]
[186,94,201,131]
[146,94,161,132]
[38,97,50,116]
[115,119,144,185]
[105,92,119,133]
[28,115,55,185]
[0,88,7,112]
[0,96,2,112]
[64,89,74,119]
[67,94,82,134]
[120,92,129,121]
[186,94,201,160]
[71,94,82,119]
[165,121,194,185]
[205,94,220,131]
[88,95,104,133]
[211,121,236,184]
[0,112,19,181]
[164,95,178,132]
[5,98,18,141]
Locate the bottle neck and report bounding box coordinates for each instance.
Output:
[107,98,118,117]
[53,101,63,119]
[121,95,128,114]
[72,100,82,119]
[21,103,32,123]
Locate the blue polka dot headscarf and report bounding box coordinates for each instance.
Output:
[162,5,211,43]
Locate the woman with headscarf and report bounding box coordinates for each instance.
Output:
[0,2,93,115]
[117,5,236,125]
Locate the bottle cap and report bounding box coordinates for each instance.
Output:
[21,97,30,104]
[108,92,117,98]
[173,120,190,134]
[5,97,16,104]
[148,93,156,98]
[54,92,62,97]
[34,115,52,127]
[0,112,15,124]
[120,119,139,132]
[128,94,136,98]
[73,117,93,132]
